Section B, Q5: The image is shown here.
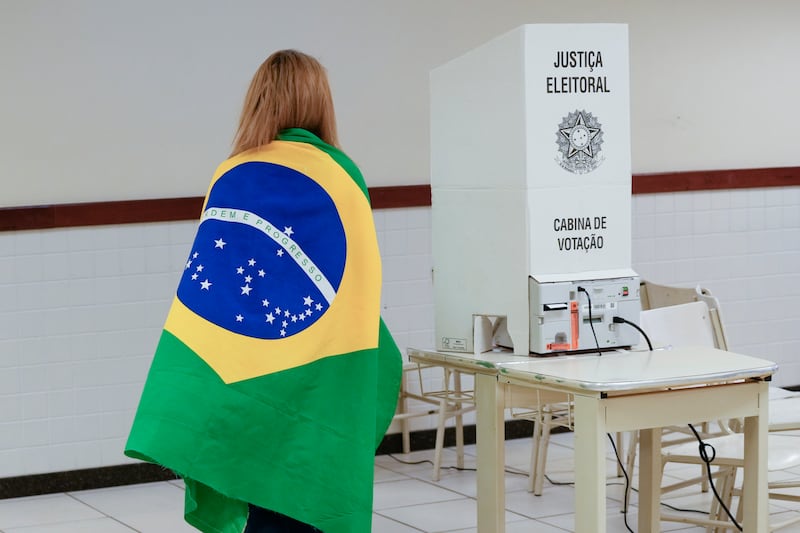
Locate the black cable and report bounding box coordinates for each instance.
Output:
[543,474,575,486]
[658,498,711,515]
[577,286,602,356]
[544,476,711,515]
[390,451,713,531]
[607,433,635,533]
[687,423,743,532]
[386,454,528,476]
[613,316,653,351]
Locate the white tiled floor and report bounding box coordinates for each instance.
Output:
[2,432,800,532]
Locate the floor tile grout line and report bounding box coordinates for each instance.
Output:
[373,510,428,532]
[65,492,141,532]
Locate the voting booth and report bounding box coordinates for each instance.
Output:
[430,24,640,355]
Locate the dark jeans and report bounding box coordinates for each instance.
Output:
[244,504,321,533]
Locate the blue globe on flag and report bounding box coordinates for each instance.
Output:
[176,162,346,340]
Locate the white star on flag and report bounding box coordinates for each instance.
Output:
[177,218,337,342]
[284,226,294,236]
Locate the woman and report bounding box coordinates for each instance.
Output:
[126,50,402,533]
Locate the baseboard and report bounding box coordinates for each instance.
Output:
[376,418,556,455]
[0,419,561,499]
[0,463,180,500]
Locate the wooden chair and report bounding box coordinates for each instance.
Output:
[393,361,475,480]
[660,430,800,531]
[628,281,800,530]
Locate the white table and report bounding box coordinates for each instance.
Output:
[408,346,777,533]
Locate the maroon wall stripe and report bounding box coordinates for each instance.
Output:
[1,168,798,232]
[632,166,800,194]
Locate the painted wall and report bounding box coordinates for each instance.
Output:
[2,0,800,207]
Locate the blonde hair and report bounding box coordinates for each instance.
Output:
[230,50,339,156]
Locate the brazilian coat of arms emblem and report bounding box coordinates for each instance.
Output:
[556,110,604,174]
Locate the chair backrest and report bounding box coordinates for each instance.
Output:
[639,282,738,434]
[639,301,717,349]
[638,280,729,350]
[640,281,700,310]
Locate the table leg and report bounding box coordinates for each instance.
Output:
[475,372,505,533]
[454,370,465,469]
[741,381,769,533]
[638,427,662,532]
[573,395,606,533]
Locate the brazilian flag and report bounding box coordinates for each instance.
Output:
[125,128,402,533]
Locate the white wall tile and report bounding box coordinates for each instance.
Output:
[383,209,409,231]
[729,189,750,209]
[631,214,654,240]
[709,211,731,233]
[710,190,731,210]
[0,368,20,395]
[765,188,785,207]
[673,192,694,213]
[691,191,713,211]
[0,394,21,422]
[21,445,51,475]
[382,230,410,257]
[1,189,799,477]
[747,207,766,230]
[654,193,675,213]
[48,417,77,444]
[100,437,129,467]
[783,206,800,228]
[47,390,76,418]
[13,232,42,256]
[22,419,49,447]
[0,450,24,480]
[0,413,26,445]
[0,235,15,258]
[653,214,675,237]
[730,208,749,232]
[691,210,713,235]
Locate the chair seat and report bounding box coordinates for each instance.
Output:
[769,397,800,430]
[664,433,800,471]
[769,386,800,400]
